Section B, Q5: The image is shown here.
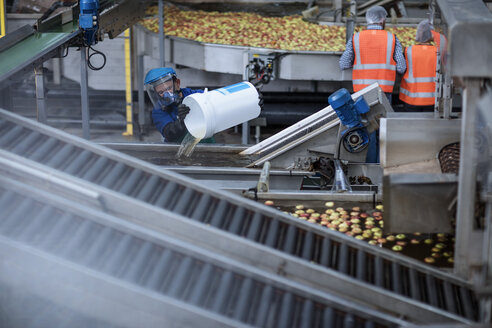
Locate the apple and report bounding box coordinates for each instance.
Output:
[392,245,403,252]
[351,227,362,234]
[325,201,335,207]
[264,200,274,206]
[424,257,435,264]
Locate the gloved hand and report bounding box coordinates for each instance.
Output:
[177,104,190,121]
[257,90,264,110]
[163,120,188,142]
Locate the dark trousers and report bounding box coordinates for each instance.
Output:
[364,93,392,163]
[404,103,434,112]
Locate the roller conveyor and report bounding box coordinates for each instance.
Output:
[0,108,479,324]
[0,177,408,328]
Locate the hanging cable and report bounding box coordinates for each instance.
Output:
[85,44,106,71]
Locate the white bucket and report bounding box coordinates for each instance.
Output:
[183,81,261,139]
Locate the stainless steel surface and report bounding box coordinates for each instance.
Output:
[34,64,47,124]
[0,107,480,323]
[436,0,492,78]
[248,190,380,202]
[455,79,481,279]
[383,174,457,233]
[166,166,307,192]
[137,25,349,81]
[380,116,461,169]
[476,89,492,322]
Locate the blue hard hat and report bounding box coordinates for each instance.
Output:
[144,67,176,85]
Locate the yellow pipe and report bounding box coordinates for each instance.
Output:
[0,0,6,38]
[122,28,133,137]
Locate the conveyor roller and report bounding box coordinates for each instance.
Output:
[0,108,479,323]
[0,182,407,328]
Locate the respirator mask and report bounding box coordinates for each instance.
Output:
[145,73,180,110]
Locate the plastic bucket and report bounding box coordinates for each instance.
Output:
[183,81,261,139]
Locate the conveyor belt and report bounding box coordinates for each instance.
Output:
[0,180,407,328]
[0,108,479,323]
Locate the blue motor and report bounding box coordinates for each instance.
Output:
[79,0,100,46]
[328,88,370,153]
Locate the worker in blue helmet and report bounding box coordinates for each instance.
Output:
[144,67,215,143]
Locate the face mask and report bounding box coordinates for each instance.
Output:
[158,91,180,108]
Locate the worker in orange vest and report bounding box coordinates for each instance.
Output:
[340,5,406,104]
[339,6,406,163]
[429,20,447,59]
[399,20,439,112]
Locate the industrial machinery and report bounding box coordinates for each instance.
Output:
[0,108,479,327]
[241,83,391,169]
[0,0,492,326]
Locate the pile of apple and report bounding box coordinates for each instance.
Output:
[264,200,454,266]
[139,5,419,52]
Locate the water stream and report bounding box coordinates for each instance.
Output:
[177,132,202,158]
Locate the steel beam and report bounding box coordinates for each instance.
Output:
[455,78,481,278]
[80,47,90,139]
[34,65,47,124]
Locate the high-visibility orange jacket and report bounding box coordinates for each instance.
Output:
[431,30,447,56]
[352,30,397,93]
[399,45,438,106]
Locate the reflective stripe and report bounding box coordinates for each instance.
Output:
[354,33,362,65]
[407,46,414,79]
[386,32,393,64]
[353,79,395,86]
[353,64,397,70]
[400,88,435,98]
[404,76,435,83]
